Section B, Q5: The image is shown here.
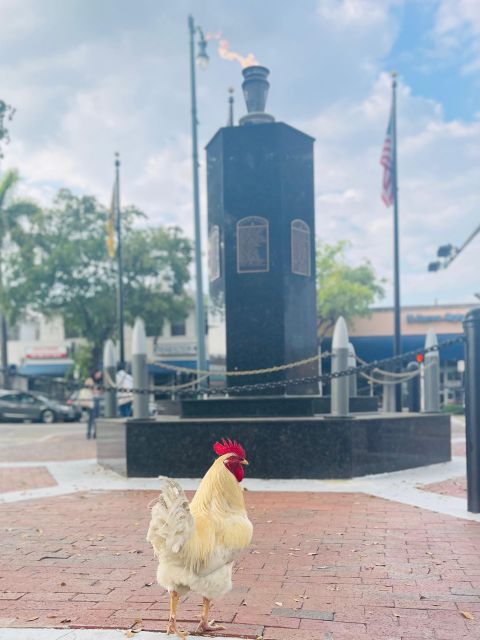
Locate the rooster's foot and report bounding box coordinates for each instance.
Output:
[166,616,188,639]
[194,618,225,634]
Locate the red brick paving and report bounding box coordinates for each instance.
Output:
[0,466,57,493]
[1,490,480,639]
[421,476,467,499]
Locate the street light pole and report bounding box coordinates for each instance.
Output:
[188,15,208,384]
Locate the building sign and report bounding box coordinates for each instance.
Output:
[208,225,221,281]
[291,219,311,276]
[237,216,269,273]
[25,346,68,359]
[406,313,465,324]
[154,342,197,357]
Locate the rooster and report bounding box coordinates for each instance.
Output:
[146,438,253,638]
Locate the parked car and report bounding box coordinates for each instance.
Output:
[0,390,82,423]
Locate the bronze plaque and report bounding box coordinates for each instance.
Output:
[237,217,269,273]
[291,219,311,276]
[209,225,221,281]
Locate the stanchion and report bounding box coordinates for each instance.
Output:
[464,308,480,513]
[331,317,349,416]
[348,342,357,398]
[424,330,440,412]
[132,317,149,419]
[103,339,117,418]
[406,361,420,412]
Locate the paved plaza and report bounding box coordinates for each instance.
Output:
[0,417,479,640]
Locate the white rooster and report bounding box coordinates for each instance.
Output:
[146,438,253,638]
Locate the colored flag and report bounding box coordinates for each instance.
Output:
[380,106,394,207]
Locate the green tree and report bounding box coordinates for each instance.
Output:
[0,100,15,160]
[0,169,41,383]
[316,240,385,340]
[7,189,193,367]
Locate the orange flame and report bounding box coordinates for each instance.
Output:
[206,33,259,68]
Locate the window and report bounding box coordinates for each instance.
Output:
[170,322,186,337]
[291,219,311,276]
[0,394,18,403]
[237,216,269,273]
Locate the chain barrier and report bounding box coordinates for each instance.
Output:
[148,350,332,377]
[1,334,465,398]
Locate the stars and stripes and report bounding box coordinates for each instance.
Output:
[380,107,394,207]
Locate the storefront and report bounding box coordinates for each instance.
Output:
[348,304,473,405]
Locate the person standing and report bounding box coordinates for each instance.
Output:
[78,377,94,439]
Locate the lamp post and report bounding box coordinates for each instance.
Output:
[188,15,208,385]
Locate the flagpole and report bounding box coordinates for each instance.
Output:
[391,72,402,412]
[114,152,125,369]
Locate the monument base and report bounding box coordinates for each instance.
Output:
[97,413,450,479]
[180,396,378,418]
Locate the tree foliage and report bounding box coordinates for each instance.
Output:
[316,240,385,340]
[0,169,41,324]
[7,189,193,365]
[0,100,15,160]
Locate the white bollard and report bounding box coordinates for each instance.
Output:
[424,329,440,412]
[382,381,396,412]
[348,342,357,398]
[331,316,349,416]
[318,343,323,397]
[132,317,149,419]
[103,339,117,418]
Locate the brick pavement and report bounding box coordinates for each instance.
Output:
[421,477,467,499]
[0,466,56,493]
[1,489,480,639]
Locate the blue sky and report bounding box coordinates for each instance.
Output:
[0,0,479,307]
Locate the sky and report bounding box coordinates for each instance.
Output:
[0,0,479,307]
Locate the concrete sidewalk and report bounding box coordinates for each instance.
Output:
[0,417,478,640]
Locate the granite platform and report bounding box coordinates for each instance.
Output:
[96,412,450,479]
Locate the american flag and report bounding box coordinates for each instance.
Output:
[380,107,394,207]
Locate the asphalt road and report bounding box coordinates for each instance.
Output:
[0,420,95,462]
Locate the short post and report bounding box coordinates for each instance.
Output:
[331,316,349,416]
[103,339,117,418]
[406,361,420,412]
[348,342,357,397]
[317,343,323,397]
[382,377,396,412]
[464,308,480,513]
[424,329,440,412]
[132,317,149,419]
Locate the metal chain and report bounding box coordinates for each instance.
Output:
[148,350,332,377]
[1,334,465,398]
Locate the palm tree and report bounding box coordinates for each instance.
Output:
[0,169,40,387]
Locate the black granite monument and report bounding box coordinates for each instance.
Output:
[96,65,451,480]
[207,66,318,394]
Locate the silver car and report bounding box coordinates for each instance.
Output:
[0,390,81,423]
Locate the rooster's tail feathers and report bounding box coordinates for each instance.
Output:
[146,478,194,556]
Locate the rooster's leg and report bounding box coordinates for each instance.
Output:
[195,597,225,633]
[166,590,187,639]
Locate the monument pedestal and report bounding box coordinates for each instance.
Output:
[97,413,451,479]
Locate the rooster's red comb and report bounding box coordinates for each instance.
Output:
[213,438,246,459]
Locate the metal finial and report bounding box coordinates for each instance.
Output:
[115,151,120,168]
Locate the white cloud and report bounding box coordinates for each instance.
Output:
[0,0,42,44]
[298,72,480,305]
[317,0,399,28]
[434,0,480,73]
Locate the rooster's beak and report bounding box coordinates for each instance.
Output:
[241,459,249,466]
